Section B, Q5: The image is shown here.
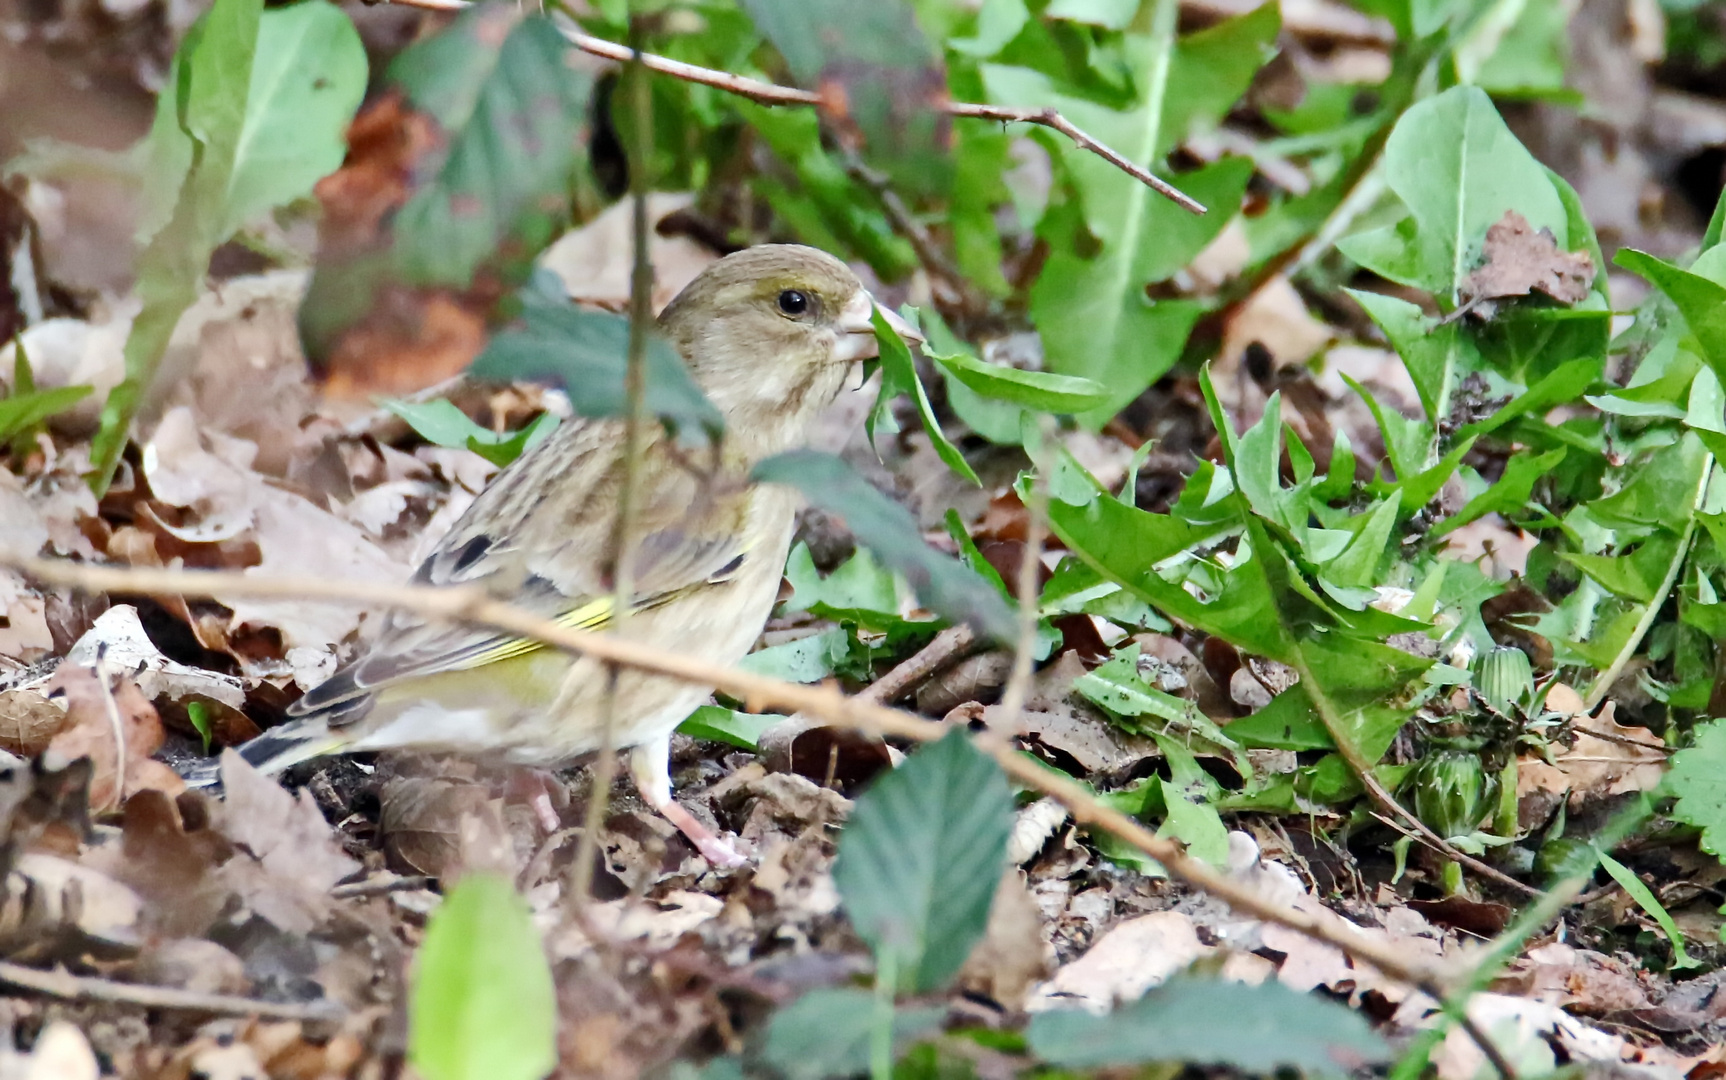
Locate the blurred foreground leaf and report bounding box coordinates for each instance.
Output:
[470,274,722,440]
[92,0,366,492]
[739,0,951,197]
[1028,976,1388,1071]
[753,451,1015,640]
[301,4,594,396]
[832,728,1013,992]
[410,873,555,1080]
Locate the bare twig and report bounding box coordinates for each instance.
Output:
[0,961,346,1021]
[0,553,1460,996]
[572,23,657,908]
[856,624,975,705]
[377,0,1205,213]
[998,423,1049,724]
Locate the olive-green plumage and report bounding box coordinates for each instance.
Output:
[237,245,916,864]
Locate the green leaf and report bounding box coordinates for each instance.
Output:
[987,1,1277,426]
[410,873,556,1080]
[927,343,1107,413]
[870,307,977,484]
[1156,779,1229,866]
[137,0,365,241]
[677,705,786,751]
[784,545,901,620]
[1597,849,1700,968]
[1339,85,1566,301]
[758,990,944,1080]
[1430,448,1565,539]
[832,728,1013,992]
[1616,249,1726,390]
[470,274,723,440]
[737,628,852,683]
[1667,718,1726,859]
[737,0,950,197]
[754,451,1016,642]
[300,7,594,361]
[0,385,92,444]
[1027,976,1389,1071]
[1348,289,1479,424]
[91,0,262,492]
[382,398,560,468]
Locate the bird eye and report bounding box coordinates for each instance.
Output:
[777,289,810,316]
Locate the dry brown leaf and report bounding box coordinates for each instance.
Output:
[1025,910,1207,1013]
[215,750,360,934]
[1460,209,1595,308]
[540,193,720,314]
[82,790,234,938]
[1517,687,1666,811]
[0,688,69,757]
[42,664,182,810]
[958,870,1053,1010]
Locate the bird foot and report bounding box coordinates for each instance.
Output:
[655,798,748,869]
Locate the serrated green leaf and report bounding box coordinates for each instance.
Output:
[1156,778,1228,866]
[299,7,594,362]
[409,873,555,1080]
[870,308,977,484]
[986,1,1276,426]
[470,274,722,440]
[1430,447,1565,539]
[1028,976,1388,1071]
[832,728,1013,992]
[758,989,945,1080]
[927,344,1107,413]
[1668,718,1726,859]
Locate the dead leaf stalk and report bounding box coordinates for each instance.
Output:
[2,552,1465,996]
[572,24,658,909]
[0,960,347,1021]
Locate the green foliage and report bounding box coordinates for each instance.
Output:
[382,398,561,468]
[832,728,1014,992]
[753,451,1016,641]
[92,0,365,491]
[986,1,1277,425]
[1027,976,1389,1071]
[300,5,594,362]
[676,705,786,750]
[1666,719,1726,858]
[471,273,723,440]
[409,873,556,1080]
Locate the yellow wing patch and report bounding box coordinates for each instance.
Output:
[458,597,616,670]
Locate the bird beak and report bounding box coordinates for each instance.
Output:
[834,291,925,363]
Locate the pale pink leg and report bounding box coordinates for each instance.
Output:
[629,733,747,868]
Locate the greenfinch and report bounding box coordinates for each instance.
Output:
[236,245,920,865]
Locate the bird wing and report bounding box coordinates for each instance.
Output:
[290,419,762,720]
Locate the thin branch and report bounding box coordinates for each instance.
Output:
[998,422,1050,723]
[0,961,346,1021]
[1,552,1458,997]
[856,624,974,705]
[379,0,1206,214]
[573,23,658,907]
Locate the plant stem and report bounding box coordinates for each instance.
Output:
[571,14,656,908]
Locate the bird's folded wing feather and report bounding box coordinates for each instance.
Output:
[292,421,759,719]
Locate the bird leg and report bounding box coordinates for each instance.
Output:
[503,767,567,834]
[629,734,747,868]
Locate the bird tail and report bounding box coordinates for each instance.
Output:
[180,717,351,791]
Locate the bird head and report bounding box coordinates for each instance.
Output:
[659,244,921,457]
